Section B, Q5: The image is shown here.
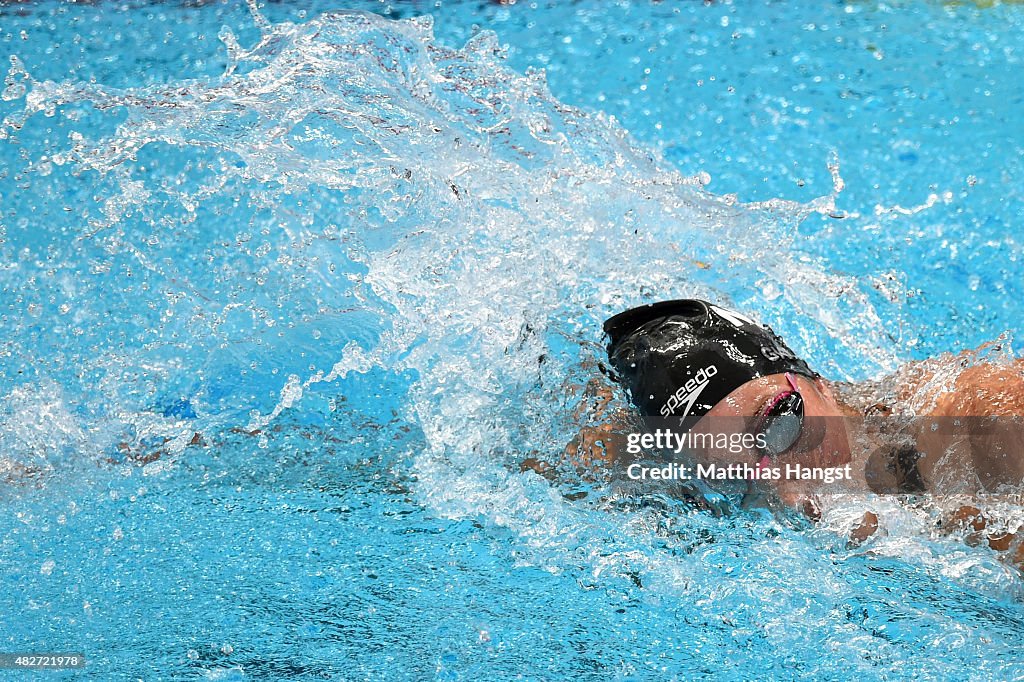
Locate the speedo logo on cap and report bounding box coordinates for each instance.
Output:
[660,365,718,417]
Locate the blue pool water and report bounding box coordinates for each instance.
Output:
[1,0,1023,679]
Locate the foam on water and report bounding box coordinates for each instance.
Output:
[1,5,1023,679]
[0,9,895,453]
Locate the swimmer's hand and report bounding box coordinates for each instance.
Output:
[563,370,635,469]
[563,423,625,469]
[944,505,1024,569]
[517,422,621,486]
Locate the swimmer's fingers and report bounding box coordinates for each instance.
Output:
[942,505,988,546]
[986,532,1024,569]
[846,511,879,549]
[584,378,614,405]
[942,505,1024,567]
[519,456,557,481]
[563,424,623,469]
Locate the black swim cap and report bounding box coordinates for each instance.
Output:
[604,299,817,420]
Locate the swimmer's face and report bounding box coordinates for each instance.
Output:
[689,373,852,501]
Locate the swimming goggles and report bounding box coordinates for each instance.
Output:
[753,372,804,464]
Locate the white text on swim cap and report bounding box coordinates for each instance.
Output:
[660,365,718,417]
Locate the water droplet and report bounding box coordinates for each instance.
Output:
[762,281,782,301]
[2,83,25,101]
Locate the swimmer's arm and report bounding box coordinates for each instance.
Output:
[927,358,1024,417]
[839,506,1024,566]
[538,374,733,517]
[908,356,1024,489]
[562,375,635,469]
[891,354,1024,568]
[890,350,1024,416]
[519,374,634,478]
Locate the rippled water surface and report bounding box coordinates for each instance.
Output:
[1,0,1023,679]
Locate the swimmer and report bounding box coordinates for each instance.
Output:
[560,299,1024,566]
